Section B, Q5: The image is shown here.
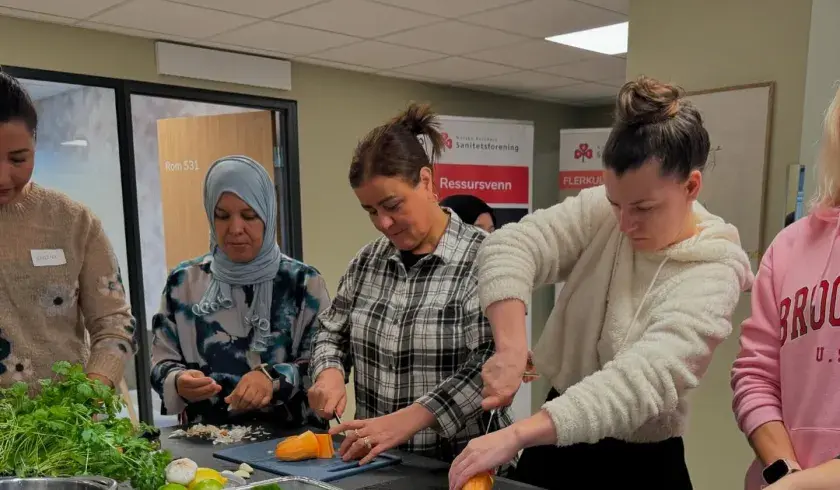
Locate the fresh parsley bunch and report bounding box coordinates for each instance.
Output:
[0,361,171,490]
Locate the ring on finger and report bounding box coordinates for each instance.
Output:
[354,429,362,438]
[363,437,372,449]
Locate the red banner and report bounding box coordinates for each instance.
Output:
[558,170,604,190]
[435,163,529,205]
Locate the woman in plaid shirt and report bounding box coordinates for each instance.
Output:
[308,103,513,468]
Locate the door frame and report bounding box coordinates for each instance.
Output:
[3,66,303,425]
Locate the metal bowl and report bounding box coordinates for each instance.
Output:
[239,477,342,490]
[0,477,118,490]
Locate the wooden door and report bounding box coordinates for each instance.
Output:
[157,110,276,270]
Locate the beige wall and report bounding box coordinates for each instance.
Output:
[627,1,812,488]
[0,16,606,414]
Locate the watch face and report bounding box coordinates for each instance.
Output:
[763,460,791,484]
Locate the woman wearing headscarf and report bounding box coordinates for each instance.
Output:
[440,194,497,233]
[150,155,330,427]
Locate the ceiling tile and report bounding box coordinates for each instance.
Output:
[87,0,255,38]
[168,0,327,19]
[211,20,361,55]
[534,82,618,101]
[540,55,625,81]
[463,0,627,38]
[394,57,515,82]
[467,39,595,69]
[295,57,378,73]
[77,20,196,43]
[574,0,629,14]
[276,0,439,38]
[0,0,124,19]
[379,21,525,56]
[471,70,577,92]
[0,6,77,24]
[370,0,526,18]
[310,41,443,70]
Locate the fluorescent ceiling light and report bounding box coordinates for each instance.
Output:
[546,22,628,55]
[60,139,88,147]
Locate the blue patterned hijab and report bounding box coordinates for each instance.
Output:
[193,155,281,352]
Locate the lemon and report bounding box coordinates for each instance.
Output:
[187,468,227,490]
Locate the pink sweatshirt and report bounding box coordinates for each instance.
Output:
[732,208,840,490]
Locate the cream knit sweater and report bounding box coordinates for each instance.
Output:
[0,183,135,387]
[477,185,754,446]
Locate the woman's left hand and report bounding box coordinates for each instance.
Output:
[448,428,521,490]
[330,406,430,465]
[225,371,273,412]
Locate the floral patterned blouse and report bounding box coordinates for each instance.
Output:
[150,254,330,428]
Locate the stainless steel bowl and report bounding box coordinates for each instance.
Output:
[239,476,342,490]
[0,477,118,490]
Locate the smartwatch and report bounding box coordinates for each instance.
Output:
[763,459,799,484]
[253,363,281,392]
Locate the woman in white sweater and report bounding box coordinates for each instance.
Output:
[449,77,754,489]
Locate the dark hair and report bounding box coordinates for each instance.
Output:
[349,103,444,188]
[0,72,37,137]
[440,194,496,227]
[603,76,709,180]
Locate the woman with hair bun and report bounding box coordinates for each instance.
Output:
[308,104,513,469]
[448,77,753,489]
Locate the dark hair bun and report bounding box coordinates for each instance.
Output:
[616,76,684,126]
[392,102,439,136]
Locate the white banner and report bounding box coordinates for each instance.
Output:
[559,128,610,190]
[555,128,611,307]
[436,115,535,422]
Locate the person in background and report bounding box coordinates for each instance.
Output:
[150,155,330,428]
[784,210,796,228]
[0,72,135,389]
[731,85,840,489]
[440,194,497,233]
[308,103,513,469]
[449,77,753,489]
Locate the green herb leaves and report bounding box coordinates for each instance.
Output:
[0,361,171,490]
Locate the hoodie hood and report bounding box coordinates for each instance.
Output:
[653,200,754,293]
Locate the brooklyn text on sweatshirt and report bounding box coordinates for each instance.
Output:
[478,185,753,447]
[732,208,840,489]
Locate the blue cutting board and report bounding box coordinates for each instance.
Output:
[213,436,402,482]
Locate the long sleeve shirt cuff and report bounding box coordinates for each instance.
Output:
[310,358,345,383]
[416,391,465,440]
[742,405,785,438]
[163,369,188,416]
[85,350,127,387]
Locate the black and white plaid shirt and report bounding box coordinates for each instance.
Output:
[311,211,513,463]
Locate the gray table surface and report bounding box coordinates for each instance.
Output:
[160,425,543,490]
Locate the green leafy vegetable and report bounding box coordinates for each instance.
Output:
[0,361,171,490]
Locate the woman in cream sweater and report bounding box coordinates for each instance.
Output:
[0,72,135,389]
[449,77,754,489]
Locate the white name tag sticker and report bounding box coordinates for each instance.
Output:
[31,249,67,267]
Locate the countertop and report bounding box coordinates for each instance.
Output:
[159,425,543,490]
